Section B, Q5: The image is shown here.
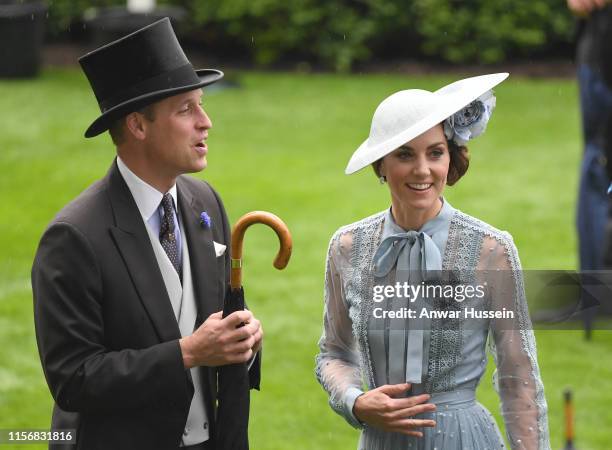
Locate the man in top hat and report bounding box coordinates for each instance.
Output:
[32,18,261,450]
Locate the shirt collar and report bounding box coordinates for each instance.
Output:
[383,197,455,238]
[116,157,178,222]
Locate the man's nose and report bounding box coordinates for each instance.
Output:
[197,107,212,130]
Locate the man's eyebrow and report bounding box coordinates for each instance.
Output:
[178,97,201,106]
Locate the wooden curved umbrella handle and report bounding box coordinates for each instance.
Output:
[230,211,292,290]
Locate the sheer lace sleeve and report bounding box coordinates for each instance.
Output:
[481,235,550,450]
[315,231,365,428]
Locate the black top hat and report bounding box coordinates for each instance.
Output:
[79,17,223,138]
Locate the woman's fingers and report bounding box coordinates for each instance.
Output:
[391,393,432,409]
[377,383,411,397]
[388,402,437,419]
[383,418,436,436]
[394,418,437,429]
[353,384,440,437]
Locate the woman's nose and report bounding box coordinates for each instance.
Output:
[412,156,430,176]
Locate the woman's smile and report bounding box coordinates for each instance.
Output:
[406,183,433,192]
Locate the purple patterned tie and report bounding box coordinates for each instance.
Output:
[159,193,181,277]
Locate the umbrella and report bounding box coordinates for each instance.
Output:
[216,211,292,450]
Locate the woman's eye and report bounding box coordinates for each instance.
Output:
[396,150,413,159]
[430,149,444,158]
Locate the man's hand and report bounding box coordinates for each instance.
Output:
[179,310,263,369]
[353,383,436,437]
[567,0,609,17]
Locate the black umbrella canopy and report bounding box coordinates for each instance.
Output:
[216,211,292,450]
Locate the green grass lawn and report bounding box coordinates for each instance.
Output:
[1,68,610,449]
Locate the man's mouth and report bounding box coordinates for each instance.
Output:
[407,183,432,191]
[194,141,207,155]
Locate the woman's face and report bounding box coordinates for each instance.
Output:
[379,124,450,215]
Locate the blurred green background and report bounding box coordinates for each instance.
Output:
[1,68,611,449]
[41,0,575,71]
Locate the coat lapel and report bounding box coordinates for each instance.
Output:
[106,161,181,342]
[177,178,224,439]
[177,178,220,324]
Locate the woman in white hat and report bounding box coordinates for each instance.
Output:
[315,74,550,449]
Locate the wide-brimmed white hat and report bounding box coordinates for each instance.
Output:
[345,73,509,174]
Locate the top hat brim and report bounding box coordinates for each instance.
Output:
[345,73,509,174]
[84,69,224,138]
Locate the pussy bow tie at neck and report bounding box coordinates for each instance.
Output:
[372,230,442,384]
[373,230,442,280]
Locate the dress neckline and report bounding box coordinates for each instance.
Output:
[383,197,455,239]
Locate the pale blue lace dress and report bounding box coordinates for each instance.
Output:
[316,199,550,449]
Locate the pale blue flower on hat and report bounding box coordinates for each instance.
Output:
[443,90,497,146]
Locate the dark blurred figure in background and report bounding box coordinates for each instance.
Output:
[568,0,612,267]
[567,0,612,330]
[605,112,612,268]
[604,112,612,329]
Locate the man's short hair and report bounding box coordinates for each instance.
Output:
[108,104,157,146]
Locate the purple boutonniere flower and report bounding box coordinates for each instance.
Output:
[200,211,212,229]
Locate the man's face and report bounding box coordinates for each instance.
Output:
[142,88,211,181]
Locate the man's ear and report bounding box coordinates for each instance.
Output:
[125,112,147,141]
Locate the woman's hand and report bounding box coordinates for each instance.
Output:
[353,383,437,437]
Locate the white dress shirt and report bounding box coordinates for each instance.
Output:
[117,157,182,263]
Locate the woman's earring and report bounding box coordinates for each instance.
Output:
[379,176,386,184]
